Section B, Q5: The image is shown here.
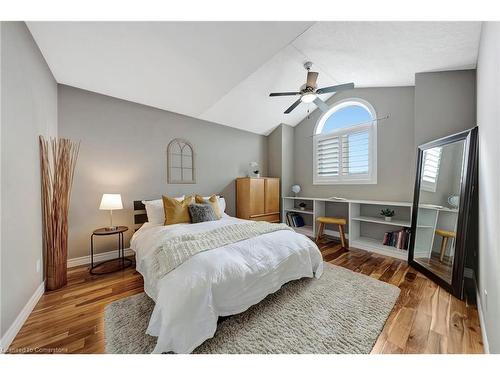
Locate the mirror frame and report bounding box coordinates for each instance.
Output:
[409,127,478,298]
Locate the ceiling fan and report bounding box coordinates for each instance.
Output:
[269,61,355,114]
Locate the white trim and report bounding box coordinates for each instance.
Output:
[476,288,490,354]
[283,196,413,207]
[0,281,45,353]
[67,248,135,268]
[313,98,377,135]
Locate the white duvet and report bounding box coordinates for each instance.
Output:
[130,215,323,353]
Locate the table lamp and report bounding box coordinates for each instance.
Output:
[99,193,123,230]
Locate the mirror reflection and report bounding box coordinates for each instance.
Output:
[413,140,465,283]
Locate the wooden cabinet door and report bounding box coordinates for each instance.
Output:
[264,178,279,214]
[249,178,265,217]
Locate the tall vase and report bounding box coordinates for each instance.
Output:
[39,136,80,291]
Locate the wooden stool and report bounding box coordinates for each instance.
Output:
[435,229,456,262]
[316,216,347,248]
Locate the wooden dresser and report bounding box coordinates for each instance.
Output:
[236,177,280,223]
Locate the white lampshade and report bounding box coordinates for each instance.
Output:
[301,93,316,103]
[291,185,301,194]
[99,194,123,210]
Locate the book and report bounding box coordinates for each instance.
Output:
[382,228,410,250]
[383,232,389,245]
[286,212,305,228]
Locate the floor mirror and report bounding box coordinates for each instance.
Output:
[409,127,478,299]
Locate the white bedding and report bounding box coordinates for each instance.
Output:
[130,215,323,353]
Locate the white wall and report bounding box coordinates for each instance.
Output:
[476,21,500,354]
[0,22,57,339]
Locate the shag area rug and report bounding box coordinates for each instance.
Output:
[104,263,400,354]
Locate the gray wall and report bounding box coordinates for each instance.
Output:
[293,87,415,202]
[267,125,282,179]
[477,21,500,354]
[281,124,295,197]
[0,22,58,338]
[267,123,295,197]
[414,70,476,148]
[58,85,268,259]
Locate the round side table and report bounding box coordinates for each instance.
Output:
[90,226,132,275]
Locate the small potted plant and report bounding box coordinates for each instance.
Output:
[380,209,395,222]
[298,202,307,211]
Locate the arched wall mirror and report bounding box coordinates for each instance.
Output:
[167,138,195,184]
[409,127,478,299]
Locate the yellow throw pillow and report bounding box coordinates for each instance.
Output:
[195,194,221,219]
[162,195,194,225]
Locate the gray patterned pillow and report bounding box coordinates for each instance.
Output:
[188,203,218,223]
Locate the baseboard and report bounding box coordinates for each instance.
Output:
[476,288,490,354]
[464,269,488,353]
[67,248,135,268]
[0,281,45,353]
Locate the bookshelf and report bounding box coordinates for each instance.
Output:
[283,198,315,237]
[351,215,411,227]
[413,205,458,259]
[284,208,314,215]
[282,197,413,260]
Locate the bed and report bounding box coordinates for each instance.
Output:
[130,198,323,354]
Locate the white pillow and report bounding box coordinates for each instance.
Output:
[218,197,226,213]
[200,195,226,213]
[142,196,184,224]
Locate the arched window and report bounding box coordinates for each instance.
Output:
[313,99,377,184]
[167,138,195,184]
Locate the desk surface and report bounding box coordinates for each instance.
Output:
[283,196,413,207]
[283,197,459,212]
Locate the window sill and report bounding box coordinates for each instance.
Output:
[313,179,378,185]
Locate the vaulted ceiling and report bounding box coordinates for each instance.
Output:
[27,21,481,135]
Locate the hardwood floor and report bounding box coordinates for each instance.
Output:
[8,240,483,354]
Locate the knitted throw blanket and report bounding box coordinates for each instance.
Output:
[151,222,293,282]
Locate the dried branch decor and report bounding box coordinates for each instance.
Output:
[39,136,80,291]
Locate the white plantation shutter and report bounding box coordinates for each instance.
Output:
[316,136,340,177]
[314,124,375,184]
[421,147,442,192]
[341,130,370,176]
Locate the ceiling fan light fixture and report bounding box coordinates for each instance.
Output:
[301,92,316,103]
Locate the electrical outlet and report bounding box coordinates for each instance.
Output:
[484,289,488,311]
[36,259,41,273]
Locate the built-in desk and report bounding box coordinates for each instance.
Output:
[283,196,459,261]
[283,197,415,260]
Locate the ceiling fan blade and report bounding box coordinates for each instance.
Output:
[306,71,319,88]
[313,97,329,112]
[316,82,355,95]
[284,98,302,114]
[269,92,300,97]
